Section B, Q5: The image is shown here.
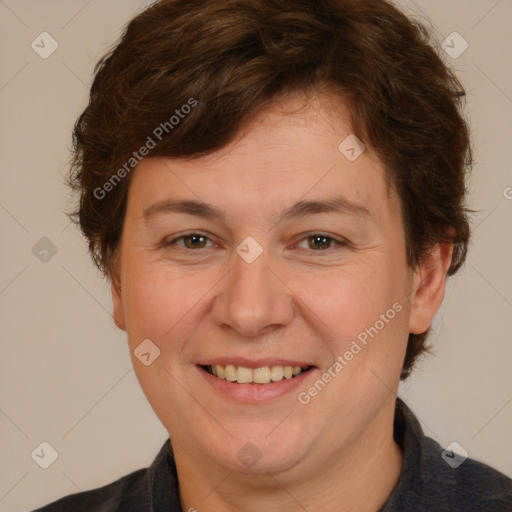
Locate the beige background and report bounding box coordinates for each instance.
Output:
[0,1,511,510]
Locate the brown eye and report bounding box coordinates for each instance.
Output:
[293,233,348,253]
[307,235,334,250]
[182,234,209,249]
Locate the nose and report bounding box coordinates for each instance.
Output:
[211,249,295,338]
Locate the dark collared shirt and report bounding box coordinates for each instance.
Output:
[33,399,512,511]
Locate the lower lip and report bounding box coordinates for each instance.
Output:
[198,366,314,403]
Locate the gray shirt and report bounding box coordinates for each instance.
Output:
[34,398,512,511]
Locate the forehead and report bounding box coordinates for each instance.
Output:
[126,92,401,229]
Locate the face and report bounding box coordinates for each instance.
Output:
[112,92,440,476]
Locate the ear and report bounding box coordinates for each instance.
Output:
[408,243,454,335]
[111,275,126,331]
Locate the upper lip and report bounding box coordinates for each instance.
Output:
[198,358,314,369]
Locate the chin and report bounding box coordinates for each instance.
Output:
[209,429,309,474]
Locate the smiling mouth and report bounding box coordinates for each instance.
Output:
[201,364,312,384]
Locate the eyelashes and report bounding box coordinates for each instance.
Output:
[163,232,349,253]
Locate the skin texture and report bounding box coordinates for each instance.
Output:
[111,92,453,511]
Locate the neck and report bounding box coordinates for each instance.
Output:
[175,401,402,512]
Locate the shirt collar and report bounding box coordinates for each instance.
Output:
[378,397,456,511]
[145,439,181,511]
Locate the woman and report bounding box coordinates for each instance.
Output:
[34,0,512,510]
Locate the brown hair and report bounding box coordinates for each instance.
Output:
[69,0,473,379]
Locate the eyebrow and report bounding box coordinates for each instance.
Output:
[142,195,371,224]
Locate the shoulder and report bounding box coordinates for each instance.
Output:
[31,468,149,512]
[386,399,512,512]
[424,436,512,511]
[31,440,179,512]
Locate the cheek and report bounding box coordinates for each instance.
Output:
[292,264,400,344]
[121,262,220,352]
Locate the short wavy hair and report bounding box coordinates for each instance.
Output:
[69,0,473,379]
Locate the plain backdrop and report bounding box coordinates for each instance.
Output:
[0,1,511,510]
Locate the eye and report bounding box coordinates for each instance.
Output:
[163,232,347,253]
[295,233,347,251]
[166,233,215,250]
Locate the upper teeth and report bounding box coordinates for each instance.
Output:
[209,364,306,384]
